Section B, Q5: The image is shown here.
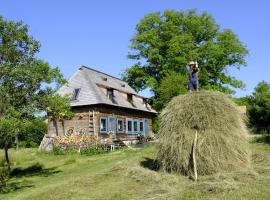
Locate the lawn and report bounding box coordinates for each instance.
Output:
[0,141,269,200]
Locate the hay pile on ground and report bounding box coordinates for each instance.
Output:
[157,91,250,176]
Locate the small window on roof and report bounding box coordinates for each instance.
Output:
[127,94,133,102]
[143,98,147,104]
[101,76,107,81]
[107,88,114,101]
[120,83,125,87]
[71,88,81,101]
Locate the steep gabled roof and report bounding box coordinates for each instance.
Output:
[57,66,157,113]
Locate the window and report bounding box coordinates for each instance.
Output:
[100,117,108,133]
[133,121,138,132]
[107,89,114,101]
[143,98,146,104]
[127,119,144,134]
[101,76,107,81]
[127,120,133,133]
[139,121,144,132]
[71,88,81,101]
[127,94,133,102]
[117,119,124,133]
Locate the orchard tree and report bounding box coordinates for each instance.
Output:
[123,10,248,110]
[44,94,74,136]
[248,81,270,128]
[0,16,70,161]
[0,107,23,165]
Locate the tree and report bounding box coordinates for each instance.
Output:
[123,10,248,110]
[248,81,270,128]
[44,94,74,136]
[154,72,187,110]
[0,107,22,165]
[0,16,66,162]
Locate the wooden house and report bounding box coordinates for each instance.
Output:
[47,66,157,141]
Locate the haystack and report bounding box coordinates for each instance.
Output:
[157,91,250,176]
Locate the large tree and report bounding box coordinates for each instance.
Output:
[123,10,248,110]
[248,81,270,129]
[0,16,71,164]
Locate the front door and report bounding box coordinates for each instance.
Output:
[108,117,117,138]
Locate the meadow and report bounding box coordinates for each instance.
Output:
[0,140,269,200]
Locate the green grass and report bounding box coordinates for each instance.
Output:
[0,142,269,200]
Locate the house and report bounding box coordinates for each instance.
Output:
[47,66,157,141]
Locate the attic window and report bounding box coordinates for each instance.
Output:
[107,88,114,101]
[120,83,125,87]
[143,98,147,105]
[71,88,81,101]
[101,76,107,81]
[127,94,133,102]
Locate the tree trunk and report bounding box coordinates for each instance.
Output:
[61,120,65,136]
[192,130,198,181]
[4,140,10,166]
[15,135,19,151]
[53,119,59,136]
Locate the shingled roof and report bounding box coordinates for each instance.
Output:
[57,66,157,113]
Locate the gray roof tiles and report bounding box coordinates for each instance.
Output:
[57,66,157,113]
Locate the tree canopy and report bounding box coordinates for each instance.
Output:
[123,10,248,110]
[0,16,72,163]
[248,81,270,128]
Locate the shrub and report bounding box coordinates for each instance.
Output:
[52,145,66,155]
[157,91,250,176]
[0,165,10,193]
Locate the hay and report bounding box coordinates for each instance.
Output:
[157,91,250,176]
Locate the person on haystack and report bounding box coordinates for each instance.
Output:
[186,60,199,92]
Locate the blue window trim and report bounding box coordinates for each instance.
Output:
[139,120,144,134]
[126,119,145,134]
[144,118,148,136]
[127,119,133,134]
[133,120,139,133]
[99,117,108,133]
[117,119,124,133]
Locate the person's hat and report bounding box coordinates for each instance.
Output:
[189,61,198,66]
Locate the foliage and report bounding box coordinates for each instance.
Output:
[0,16,65,110]
[233,96,249,106]
[18,118,47,148]
[44,94,73,121]
[0,107,24,147]
[157,91,250,176]
[52,145,66,155]
[0,16,67,161]
[154,72,188,110]
[123,10,248,110]
[42,94,73,136]
[248,81,270,128]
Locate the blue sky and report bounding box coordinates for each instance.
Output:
[1,0,269,97]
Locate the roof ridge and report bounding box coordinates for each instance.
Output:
[80,65,125,83]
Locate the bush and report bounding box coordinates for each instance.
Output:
[157,91,250,176]
[52,145,66,155]
[0,165,10,193]
[19,118,47,148]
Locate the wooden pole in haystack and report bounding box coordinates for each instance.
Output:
[192,130,198,181]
